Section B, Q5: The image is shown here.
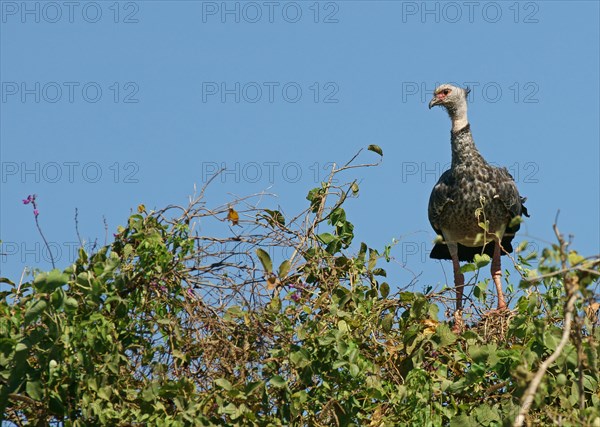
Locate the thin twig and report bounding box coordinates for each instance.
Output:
[75,208,83,248]
[34,214,55,269]
[103,215,109,247]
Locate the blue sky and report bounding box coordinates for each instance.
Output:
[1,1,599,302]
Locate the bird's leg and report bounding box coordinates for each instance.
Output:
[452,258,464,312]
[491,240,507,310]
[448,243,464,332]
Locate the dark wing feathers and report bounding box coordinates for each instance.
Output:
[495,166,529,238]
[427,169,454,235]
[495,167,526,219]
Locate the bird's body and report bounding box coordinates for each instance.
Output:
[427,84,529,328]
[429,124,527,261]
[227,207,240,226]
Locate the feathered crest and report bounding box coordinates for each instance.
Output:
[464,86,471,96]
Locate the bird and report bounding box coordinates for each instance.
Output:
[427,83,529,328]
[227,207,240,226]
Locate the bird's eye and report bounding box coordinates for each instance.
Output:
[443,89,450,95]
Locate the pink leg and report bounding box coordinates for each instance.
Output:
[491,240,507,310]
[448,243,465,332]
[451,255,465,311]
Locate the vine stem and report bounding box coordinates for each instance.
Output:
[34,214,55,269]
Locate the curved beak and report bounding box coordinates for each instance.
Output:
[428,97,440,109]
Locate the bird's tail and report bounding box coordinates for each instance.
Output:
[430,238,515,262]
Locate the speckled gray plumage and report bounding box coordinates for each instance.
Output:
[428,124,529,262]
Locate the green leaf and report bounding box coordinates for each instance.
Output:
[34,269,69,292]
[368,144,383,156]
[26,380,43,400]
[172,349,188,362]
[0,338,16,357]
[50,287,66,309]
[515,240,529,253]
[255,248,273,273]
[215,378,232,391]
[380,282,390,298]
[368,249,379,271]
[98,386,112,401]
[556,373,567,386]
[245,381,263,395]
[568,251,585,266]
[358,242,367,261]
[332,360,347,369]
[264,209,285,226]
[269,296,281,312]
[509,215,523,228]
[474,281,488,302]
[543,329,560,352]
[0,277,15,286]
[460,263,477,274]
[317,233,336,244]
[434,323,456,347]
[338,320,349,333]
[278,260,291,278]
[381,313,394,332]
[269,375,286,388]
[446,378,468,393]
[290,350,310,368]
[583,374,598,392]
[399,292,415,303]
[306,188,323,212]
[473,253,490,268]
[449,414,478,427]
[15,342,28,353]
[468,345,489,363]
[372,268,386,277]
[64,297,78,311]
[24,299,48,325]
[219,402,238,415]
[48,392,64,415]
[318,334,336,346]
[292,390,308,404]
[474,404,501,425]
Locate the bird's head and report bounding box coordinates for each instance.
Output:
[428,84,470,111]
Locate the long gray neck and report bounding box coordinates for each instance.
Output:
[446,100,469,133]
[450,125,486,168]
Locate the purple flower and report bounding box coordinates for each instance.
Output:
[291,291,301,302]
[23,195,40,216]
[187,288,194,297]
